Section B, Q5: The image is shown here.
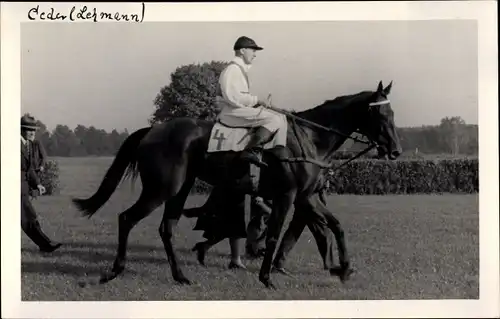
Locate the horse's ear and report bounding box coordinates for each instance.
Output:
[377,81,384,92]
[383,81,393,95]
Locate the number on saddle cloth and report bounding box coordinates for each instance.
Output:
[213,129,227,151]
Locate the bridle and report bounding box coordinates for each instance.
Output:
[261,98,391,172]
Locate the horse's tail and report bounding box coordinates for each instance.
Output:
[72,126,152,218]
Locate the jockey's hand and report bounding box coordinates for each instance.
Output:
[37,184,46,196]
[257,98,271,108]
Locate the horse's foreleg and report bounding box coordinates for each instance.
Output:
[272,212,307,270]
[259,192,295,289]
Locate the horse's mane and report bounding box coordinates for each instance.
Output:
[293,90,374,116]
[320,90,373,108]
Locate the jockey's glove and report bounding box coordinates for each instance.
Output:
[257,98,271,108]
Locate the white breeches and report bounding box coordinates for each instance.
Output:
[217,105,286,133]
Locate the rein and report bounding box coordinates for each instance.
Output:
[263,105,371,145]
[261,100,389,171]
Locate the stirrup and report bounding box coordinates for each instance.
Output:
[240,149,267,168]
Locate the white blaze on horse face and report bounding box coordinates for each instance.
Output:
[368,99,391,107]
[369,100,400,158]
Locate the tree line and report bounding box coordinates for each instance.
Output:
[29,60,478,157]
[31,117,477,157]
[26,114,131,157]
[345,116,478,156]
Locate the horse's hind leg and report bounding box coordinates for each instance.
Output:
[158,166,196,284]
[100,190,164,284]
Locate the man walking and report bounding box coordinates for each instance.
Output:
[186,173,339,274]
[245,195,271,258]
[21,115,62,252]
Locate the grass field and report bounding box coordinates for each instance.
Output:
[21,157,479,301]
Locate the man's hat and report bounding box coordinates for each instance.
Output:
[21,115,39,131]
[233,36,263,51]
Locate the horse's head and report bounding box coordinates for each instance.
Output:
[357,81,402,160]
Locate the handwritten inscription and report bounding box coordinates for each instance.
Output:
[28,3,145,23]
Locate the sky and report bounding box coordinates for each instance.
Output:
[21,20,478,133]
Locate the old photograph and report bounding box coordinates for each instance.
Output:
[2,1,498,318]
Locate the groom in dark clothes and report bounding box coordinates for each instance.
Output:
[21,115,62,252]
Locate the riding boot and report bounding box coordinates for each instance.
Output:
[236,127,275,194]
[240,127,274,168]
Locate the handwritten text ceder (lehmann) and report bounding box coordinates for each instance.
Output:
[28,3,145,23]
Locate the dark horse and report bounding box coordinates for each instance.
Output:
[72,80,402,289]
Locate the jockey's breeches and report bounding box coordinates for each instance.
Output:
[217,104,285,133]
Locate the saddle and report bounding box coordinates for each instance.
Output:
[207,120,283,154]
[206,120,285,194]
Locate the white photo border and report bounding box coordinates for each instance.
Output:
[1,1,498,318]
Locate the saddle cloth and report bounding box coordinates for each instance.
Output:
[207,121,288,153]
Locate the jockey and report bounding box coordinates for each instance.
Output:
[215,36,285,190]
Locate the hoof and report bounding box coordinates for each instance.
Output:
[175,276,192,285]
[265,280,277,290]
[259,276,277,290]
[99,263,125,284]
[39,243,63,253]
[191,243,206,266]
[99,271,120,284]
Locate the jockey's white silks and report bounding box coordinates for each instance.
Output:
[215,56,287,137]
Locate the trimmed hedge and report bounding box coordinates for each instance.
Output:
[33,158,478,196]
[190,158,478,195]
[325,158,478,195]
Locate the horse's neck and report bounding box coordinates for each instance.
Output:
[293,104,357,161]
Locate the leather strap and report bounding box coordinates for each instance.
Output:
[229,61,250,90]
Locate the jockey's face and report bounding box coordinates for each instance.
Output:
[239,48,257,65]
